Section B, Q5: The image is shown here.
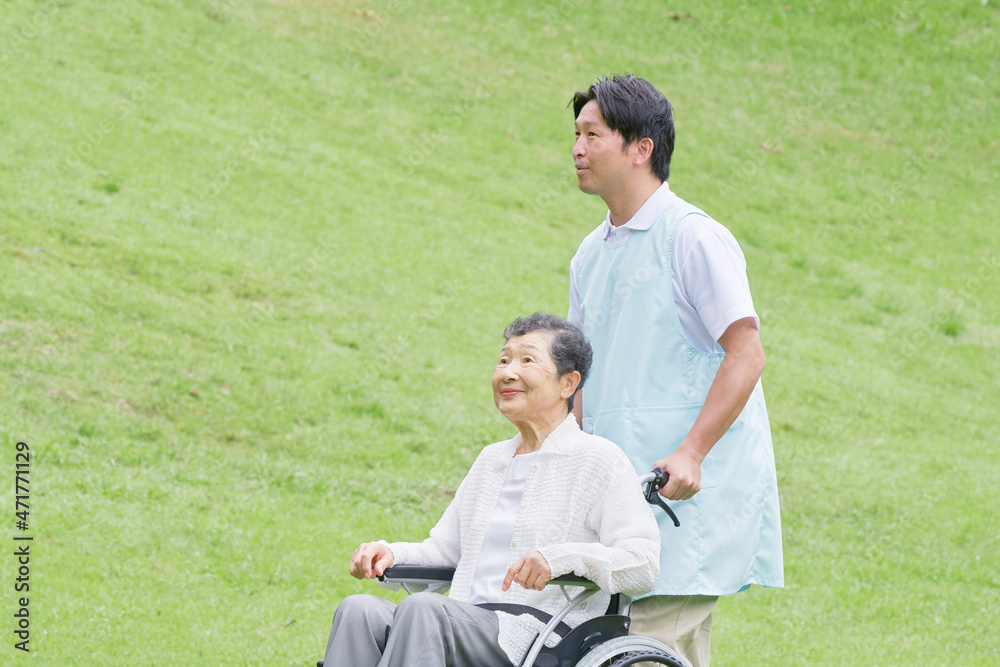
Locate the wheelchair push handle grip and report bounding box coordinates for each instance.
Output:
[642,467,681,528]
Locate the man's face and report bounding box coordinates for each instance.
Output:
[572,99,633,197]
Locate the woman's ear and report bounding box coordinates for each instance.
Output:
[560,371,582,399]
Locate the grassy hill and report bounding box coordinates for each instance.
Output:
[1,0,998,664]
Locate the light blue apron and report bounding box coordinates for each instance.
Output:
[575,197,784,596]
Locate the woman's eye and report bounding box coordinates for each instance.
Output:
[523,357,533,363]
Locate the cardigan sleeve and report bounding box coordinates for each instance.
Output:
[385,494,463,568]
[536,465,660,596]
[383,450,488,568]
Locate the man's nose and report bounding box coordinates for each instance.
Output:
[572,136,585,158]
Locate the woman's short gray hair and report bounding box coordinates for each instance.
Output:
[503,313,593,412]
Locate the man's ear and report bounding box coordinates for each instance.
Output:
[633,137,655,166]
[560,371,582,399]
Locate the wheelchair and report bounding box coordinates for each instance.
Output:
[318,470,689,667]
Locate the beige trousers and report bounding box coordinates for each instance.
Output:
[628,594,719,667]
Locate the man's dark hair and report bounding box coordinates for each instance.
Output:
[572,73,675,181]
[503,313,593,413]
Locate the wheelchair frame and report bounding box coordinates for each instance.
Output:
[319,470,690,667]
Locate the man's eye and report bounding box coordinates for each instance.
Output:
[523,357,533,363]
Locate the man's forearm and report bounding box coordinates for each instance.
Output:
[677,318,765,462]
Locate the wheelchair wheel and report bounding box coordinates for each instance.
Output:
[574,635,690,667]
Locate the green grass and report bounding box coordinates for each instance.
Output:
[2,0,999,664]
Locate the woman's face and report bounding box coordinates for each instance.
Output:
[492,332,568,422]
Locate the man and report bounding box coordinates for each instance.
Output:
[566,74,783,667]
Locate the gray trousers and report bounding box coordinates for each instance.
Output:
[324,592,515,667]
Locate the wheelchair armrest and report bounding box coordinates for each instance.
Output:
[375,567,597,595]
[378,567,594,587]
[548,574,599,589]
[378,565,456,583]
[377,565,455,594]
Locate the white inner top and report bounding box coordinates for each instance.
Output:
[467,450,541,605]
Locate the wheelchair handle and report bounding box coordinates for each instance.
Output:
[640,467,681,528]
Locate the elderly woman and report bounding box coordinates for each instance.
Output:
[323,313,659,667]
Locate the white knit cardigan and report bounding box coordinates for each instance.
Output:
[387,414,660,665]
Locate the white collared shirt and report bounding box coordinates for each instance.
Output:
[569,181,759,354]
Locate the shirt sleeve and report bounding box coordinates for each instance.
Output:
[568,252,583,327]
[674,216,759,343]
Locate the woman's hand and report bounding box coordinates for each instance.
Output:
[349,542,395,579]
[502,550,551,591]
